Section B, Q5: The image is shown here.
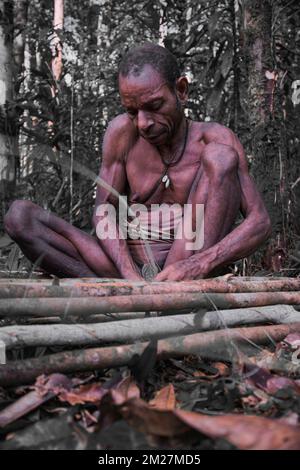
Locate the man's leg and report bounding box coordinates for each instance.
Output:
[193,142,241,250]
[165,142,241,266]
[4,200,121,278]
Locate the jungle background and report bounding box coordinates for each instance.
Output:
[0,0,300,275]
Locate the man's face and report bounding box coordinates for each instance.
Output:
[119,65,184,145]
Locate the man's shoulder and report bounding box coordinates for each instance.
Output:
[106,113,136,139]
[193,120,249,170]
[103,114,137,158]
[193,121,235,146]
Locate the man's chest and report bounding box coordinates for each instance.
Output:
[125,139,204,205]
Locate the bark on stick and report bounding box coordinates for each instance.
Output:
[1,277,300,298]
[1,291,300,317]
[0,305,298,350]
[0,322,299,387]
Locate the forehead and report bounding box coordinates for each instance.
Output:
[119,65,168,106]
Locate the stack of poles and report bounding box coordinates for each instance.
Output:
[0,276,299,386]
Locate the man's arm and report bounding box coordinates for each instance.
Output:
[155,125,272,281]
[93,114,143,280]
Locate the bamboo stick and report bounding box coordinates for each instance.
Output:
[1,292,300,317]
[0,323,299,387]
[0,305,298,350]
[1,277,300,298]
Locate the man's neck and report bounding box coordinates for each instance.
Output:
[157,114,187,158]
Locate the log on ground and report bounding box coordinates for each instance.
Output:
[1,277,300,298]
[0,305,298,349]
[1,292,300,317]
[0,322,299,387]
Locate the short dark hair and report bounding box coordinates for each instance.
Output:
[118,43,181,88]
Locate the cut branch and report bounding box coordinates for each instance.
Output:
[1,277,300,298]
[0,305,298,350]
[0,373,72,428]
[0,323,299,387]
[1,291,300,317]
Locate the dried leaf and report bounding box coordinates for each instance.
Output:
[59,373,126,405]
[174,409,300,450]
[34,373,73,396]
[149,384,176,410]
[193,362,230,379]
[244,363,300,396]
[118,398,187,437]
[110,376,141,405]
[101,381,300,449]
[212,362,230,377]
[58,383,107,405]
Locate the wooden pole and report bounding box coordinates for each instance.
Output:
[1,291,300,317]
[1,277,300,298]
[0,305,298,350]
[0,322,299,386]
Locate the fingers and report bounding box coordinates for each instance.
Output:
[154,265,175,281]
[154,266,183,281]
[154,270,169,281]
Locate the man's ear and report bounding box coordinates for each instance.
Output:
[175,76,188,103]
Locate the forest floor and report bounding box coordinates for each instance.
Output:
[0,233,299,450]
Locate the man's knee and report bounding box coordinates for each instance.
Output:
[4,200,37,241]
[202,142,238,178]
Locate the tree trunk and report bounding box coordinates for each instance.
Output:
[12,0,28,185]
[48,0,64,134]
[242,1,288,267]
[12,0,28,90]
[51,0,64,84]
[0,0,16,218]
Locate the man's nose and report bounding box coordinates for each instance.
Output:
[137,110,154,133]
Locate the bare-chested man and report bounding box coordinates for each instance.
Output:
[4,43,271,281]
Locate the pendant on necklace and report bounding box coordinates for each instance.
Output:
[162,174,170,189]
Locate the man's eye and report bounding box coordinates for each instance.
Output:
[149,102,162,111]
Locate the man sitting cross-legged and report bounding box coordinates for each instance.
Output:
[4,43,271,281]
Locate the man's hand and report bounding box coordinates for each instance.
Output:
[154,261,196,281]
[154,251,214,281]
[122,268,144,281]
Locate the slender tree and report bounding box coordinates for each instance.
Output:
[241,0,299,271]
